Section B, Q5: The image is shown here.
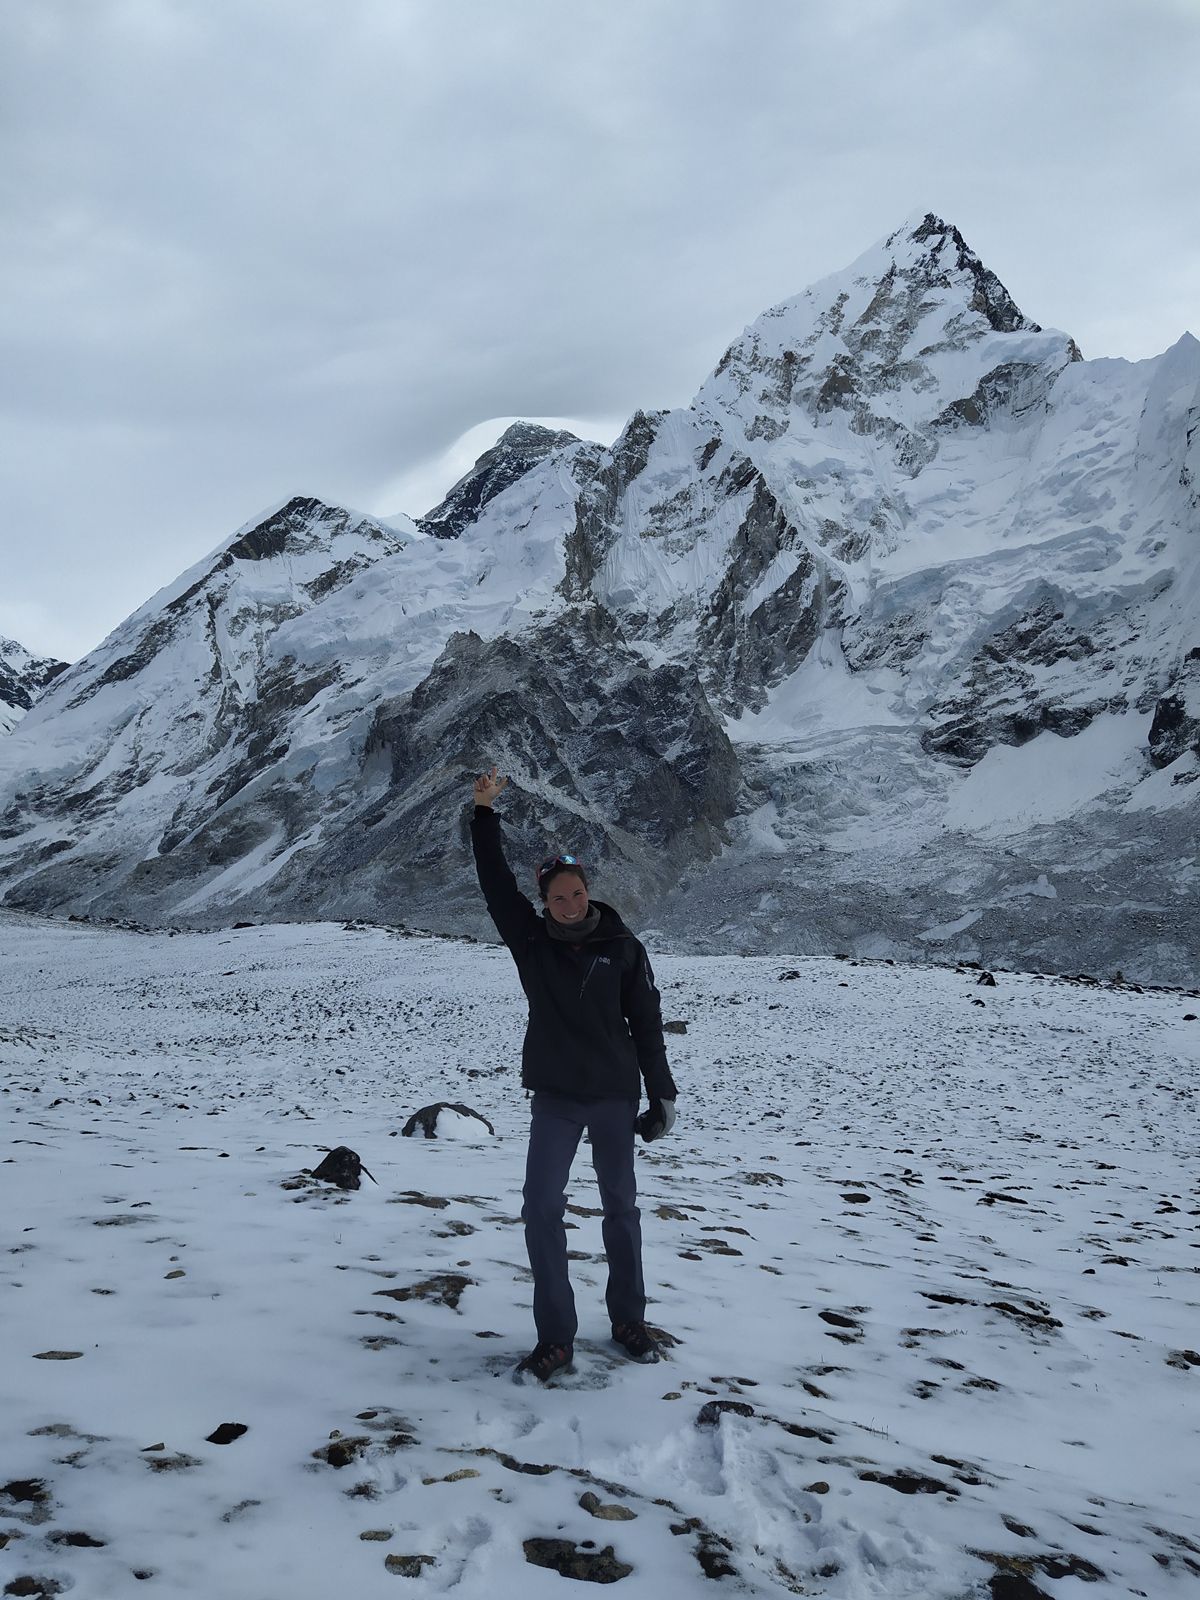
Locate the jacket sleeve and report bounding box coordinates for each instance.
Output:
[470,806,540,952]
[622,942,677,1102]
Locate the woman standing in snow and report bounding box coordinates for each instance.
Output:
[470,765,677,1382]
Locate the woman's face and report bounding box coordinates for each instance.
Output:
[543,870,590,924]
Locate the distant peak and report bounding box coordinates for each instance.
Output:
[419,421,581,540]
[493,421,580,452]
[220,496,402,564]
[0,634,69,717]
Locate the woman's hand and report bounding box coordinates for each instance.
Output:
[636,1099,676,1142]
[473,764,509,808]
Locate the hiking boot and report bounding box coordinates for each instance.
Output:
[515,1341,574,1383]
[611,1321,661,1363]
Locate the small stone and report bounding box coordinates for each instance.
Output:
[206,1423,248,1445]
[987,1573,1053,1600]
[661,1392,682,1400]
[384,1553,435,1576]
[164,1270,185,1280]
[696,1399,755,1427]
[579,1490,637,1521]
[523,1538,633,1582]
[818,1310,860,1329]
[1,1481,49,1505]
[32,1351,83,1361]
[313,1436,372,1469]
[374,1273,472,1310]
[145,1452,202,1472]
[805,1481,830,1494]
[360,1530,393,1541]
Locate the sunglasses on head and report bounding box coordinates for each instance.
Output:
[536,853,583,883]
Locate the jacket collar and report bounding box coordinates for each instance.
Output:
[541,899,630,943]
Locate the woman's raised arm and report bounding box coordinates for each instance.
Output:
[469,764,537,950]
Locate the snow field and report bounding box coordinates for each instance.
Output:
[1,915,1198,1598]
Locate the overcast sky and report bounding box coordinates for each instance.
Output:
[2,0,1197,661]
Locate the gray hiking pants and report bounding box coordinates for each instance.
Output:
[522,1091,645,1344]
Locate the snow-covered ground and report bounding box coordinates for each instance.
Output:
[1,913,1197,1599]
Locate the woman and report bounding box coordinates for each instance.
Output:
[471,764,677,1382]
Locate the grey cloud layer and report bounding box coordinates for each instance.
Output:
[2,0,1197,657]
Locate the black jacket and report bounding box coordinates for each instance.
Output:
[471,807,676,1104]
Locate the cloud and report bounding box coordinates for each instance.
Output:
[1,0,1196,657]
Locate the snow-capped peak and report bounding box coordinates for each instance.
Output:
[419,421,585,540]
[696,213,1075,452]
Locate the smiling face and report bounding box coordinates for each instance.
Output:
[541,866,590,923]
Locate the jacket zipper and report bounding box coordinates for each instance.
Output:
[579,957,601,999]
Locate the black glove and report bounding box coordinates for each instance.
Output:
[635,1098,676,1143]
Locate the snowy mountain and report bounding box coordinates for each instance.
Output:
[0,215,1197,981]
[0,635,68,734]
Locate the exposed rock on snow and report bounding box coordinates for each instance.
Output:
[419,421,587,541]
[1148,648,1200,767]
[401,1103,495,1139]
[0,637,68,735]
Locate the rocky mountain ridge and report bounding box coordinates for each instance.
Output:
[1,215,1197,981]
[0,635,68,735]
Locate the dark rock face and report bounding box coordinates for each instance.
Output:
[911,213,1040,336]
[922,595,1115,764]
[1148,650,1200,768]
[0,498,406,917]
[278,606,741,927]
[65,499,401,711]
[560,412,666,599]
[420,423,583,540]
[698,476,847,712]
[931,361,1063,434]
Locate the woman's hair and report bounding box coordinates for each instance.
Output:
[537,861,589,903]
